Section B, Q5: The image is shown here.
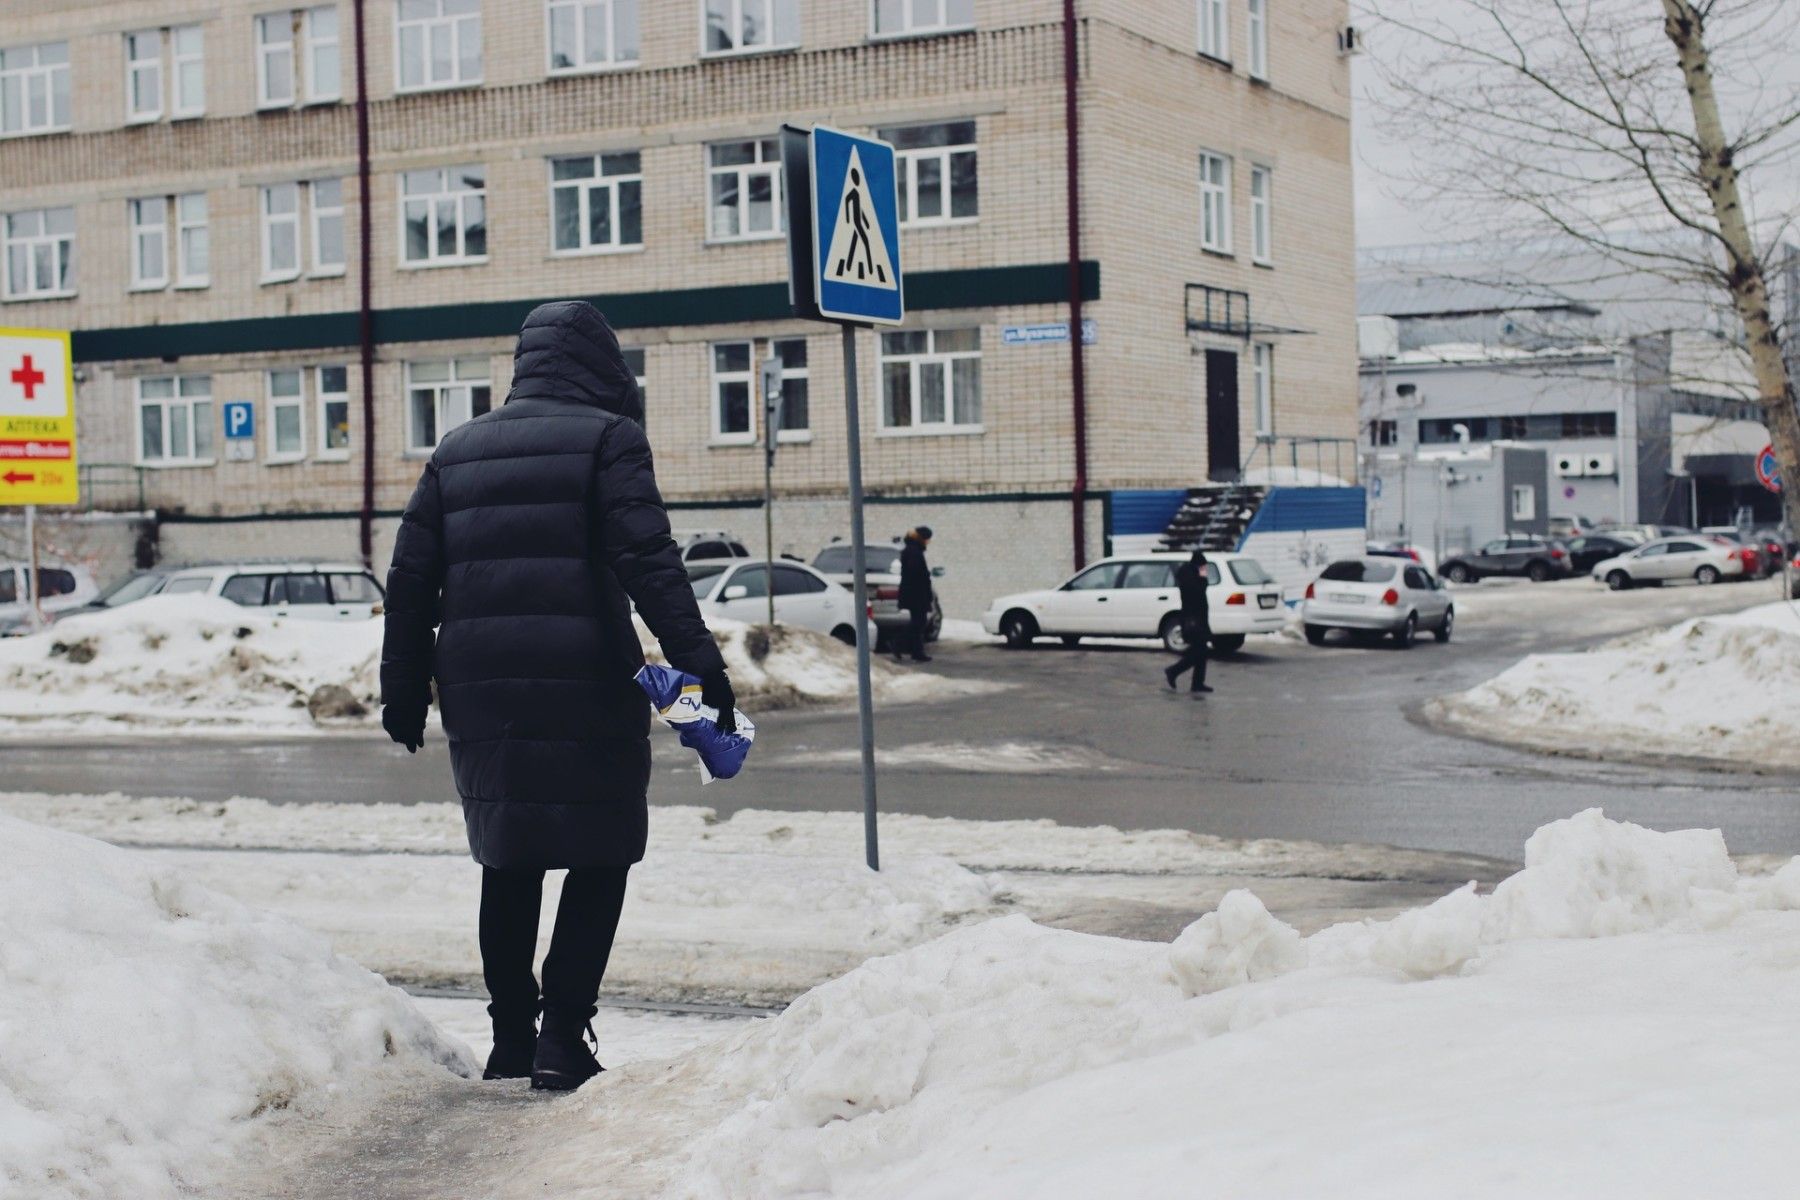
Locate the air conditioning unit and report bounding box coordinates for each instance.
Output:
[1585,452,1616,477]
[1553,454,1584,477]
[1338,25,1363,55]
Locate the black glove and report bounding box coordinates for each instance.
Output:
[701,670,738,734]
[382,705,425,753]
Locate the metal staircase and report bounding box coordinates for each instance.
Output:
[1157,483,1267,553]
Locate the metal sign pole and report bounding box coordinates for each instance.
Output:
[24,504,42,631]
[841,323,879,872]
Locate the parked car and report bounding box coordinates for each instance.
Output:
[687,559,869,643]
[1437,536,1573,584]
[1366,541,1438,572]
[1300,557,1454,648]
[981,552,1284,653]
[152,562,387,619]
[1700,531,1769,577]
[1546,516,1593,540]
[811,540,943,650]
[0,562,100,633]
[1561,533,1644,575]
[675,531,750,563]
[1593,522,1660,543]
[1589,537,1745,589]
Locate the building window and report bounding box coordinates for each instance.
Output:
[1496,414,1528,440]
[872,0,974,38]
[397,0,482,91]
[310,179,345,273]
[129,198,168,289]
[702,0,799,55]
[401,166,486,266]
[550,152,643,253]
[405,358,490,450]
[3,208,75,300]
[1199,151,1232,253]
[772,338,809,436]
[1369,418,1398,447]
[707,139,783,242]
[1252,343,1273,436]
[317,365,350,458]
[711,341,755,443]
[878,120,977,227]
[1510,484,1537,522]
[259,8,339,105]
[267,369,306,461]
[1197,0,1228,61]
[880,328,981,433]
[1249,165,1272,264]
[127,25,205,122]
[175,193,209,285]
[173,25,207,113]
[303,7,340,99]
[261,183,302,281]
[1561,411,1618,438]
[125,31,164,122]
[256,12,292,106]
[0,42,71,136]
[136,375,214,465]
[1418,417,1491,444]
[1246,0,1268,79]
[548,0,640,71]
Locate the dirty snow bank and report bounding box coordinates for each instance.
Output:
[1426,600,1800,768]
[565,810,1800,1199]
[0,814,470,1200]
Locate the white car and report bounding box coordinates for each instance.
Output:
[687,559,871,644]
[154,562,387,620]
[1590,536,1747,590]
[0,561,99,633]
[981,552,1286,652]
[1300,557,1454,648]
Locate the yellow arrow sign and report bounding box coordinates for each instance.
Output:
[0,327,78,507]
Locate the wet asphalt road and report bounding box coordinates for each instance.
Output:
[7,578,1798,862]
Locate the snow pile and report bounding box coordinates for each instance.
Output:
[0,596,383,733]
[633,810,1800,1198]
[1427,600,1800,768]
[0,814,470,1200]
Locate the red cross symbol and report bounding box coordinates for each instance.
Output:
[10,356,46,401]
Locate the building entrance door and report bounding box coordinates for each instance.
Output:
[1205,349,1240,481]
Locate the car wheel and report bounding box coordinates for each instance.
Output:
[1303,623,1329,646]
[1061,635,1082,647]
[925,596,944,644]
[830,624,857,646]
[1695,565,1720,585]
[1160,615,1188,654]
[1444,563,1472,584]
[1001,611,1039,649]
[1606,570,1632,591]
[1526,560,1551,583]
[1392,613,1417,648]
[1434,607,1454,643]
[1211,634,1246,654]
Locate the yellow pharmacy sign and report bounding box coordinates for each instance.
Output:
[0,328,78,507]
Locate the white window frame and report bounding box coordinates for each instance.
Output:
[172,24,206,116]
[404,358,492,451]
[706,138,784,243]
[2,208,76,300]
[1246,0,1268,79]
[125,30,164,123]
[710,340,756,445]
[266,368,307,463]
[881,120,978,228]
[0,42,72,138]
[255,12,297,108]
[316,364,351,460]
[175,192,209,287]
[128,198,169,290]
[260,182,302,282]
[259,8,337,106]
[302,6,341,102]
[700,0,799,57]
[870,0,975,39]
[879,328,983,435]
[395,0,483,93]
[1197,0,1229,61]
[1511,484,1537,522]
[771,337,810,442]
[309,178,345,275]
[1250,164,1272,265]
[399,166,487,267]
[1199,150,1232,254]
[546,0,640,73]
[134,375,215,467]
[1252,343,1273,437]
[548,152,644,255]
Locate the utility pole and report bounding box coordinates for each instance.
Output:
[761,349,783,630]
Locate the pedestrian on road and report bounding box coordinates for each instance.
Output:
[1165,549,1215,694]
[379,301,735,1092]
[894,526,934,663]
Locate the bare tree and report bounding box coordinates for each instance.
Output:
[1364,0,1800,533]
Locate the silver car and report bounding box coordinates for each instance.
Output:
[1589,536,1746,590]
[1300,557,1454,648]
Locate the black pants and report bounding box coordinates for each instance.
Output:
[1168,631,1209,690]
[895,605,930,659]
[480,864,630,1026]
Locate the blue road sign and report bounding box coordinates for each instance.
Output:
[223,401,254,440]
[808,126,904,325]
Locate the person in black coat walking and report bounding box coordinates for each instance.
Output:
[380,300,735,1091]
[894,526,934,663]
[1164,550,1214,694]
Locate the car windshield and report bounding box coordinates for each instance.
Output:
[94,572,163,606]
[813,545,900,573]
[687,562,730,597]
[1319,560,1397,583]
[1228,559,1273,585]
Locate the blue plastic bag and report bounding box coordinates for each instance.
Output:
[635,663,757,783]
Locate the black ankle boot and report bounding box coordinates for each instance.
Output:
[531,1012,602,1092]
[483,1005,538,1081]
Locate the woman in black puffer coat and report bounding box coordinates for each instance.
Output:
[379,300,734,1091]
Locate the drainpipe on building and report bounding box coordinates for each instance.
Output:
[1062,0,1089,570]
[353,0,377,568]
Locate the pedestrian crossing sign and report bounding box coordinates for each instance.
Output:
[806,126,904,325]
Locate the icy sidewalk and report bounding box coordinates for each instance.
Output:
[1427,599,1800,769]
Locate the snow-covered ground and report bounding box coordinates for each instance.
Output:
[0,814,470,1200]
[1428,599,1800,768]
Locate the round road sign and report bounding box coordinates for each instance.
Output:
[1756,443,1782,494]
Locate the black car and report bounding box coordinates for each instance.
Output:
[1438,536,1573,584]
[1561,534,1642,575]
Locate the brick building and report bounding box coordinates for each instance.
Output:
[0,0,1356,614]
